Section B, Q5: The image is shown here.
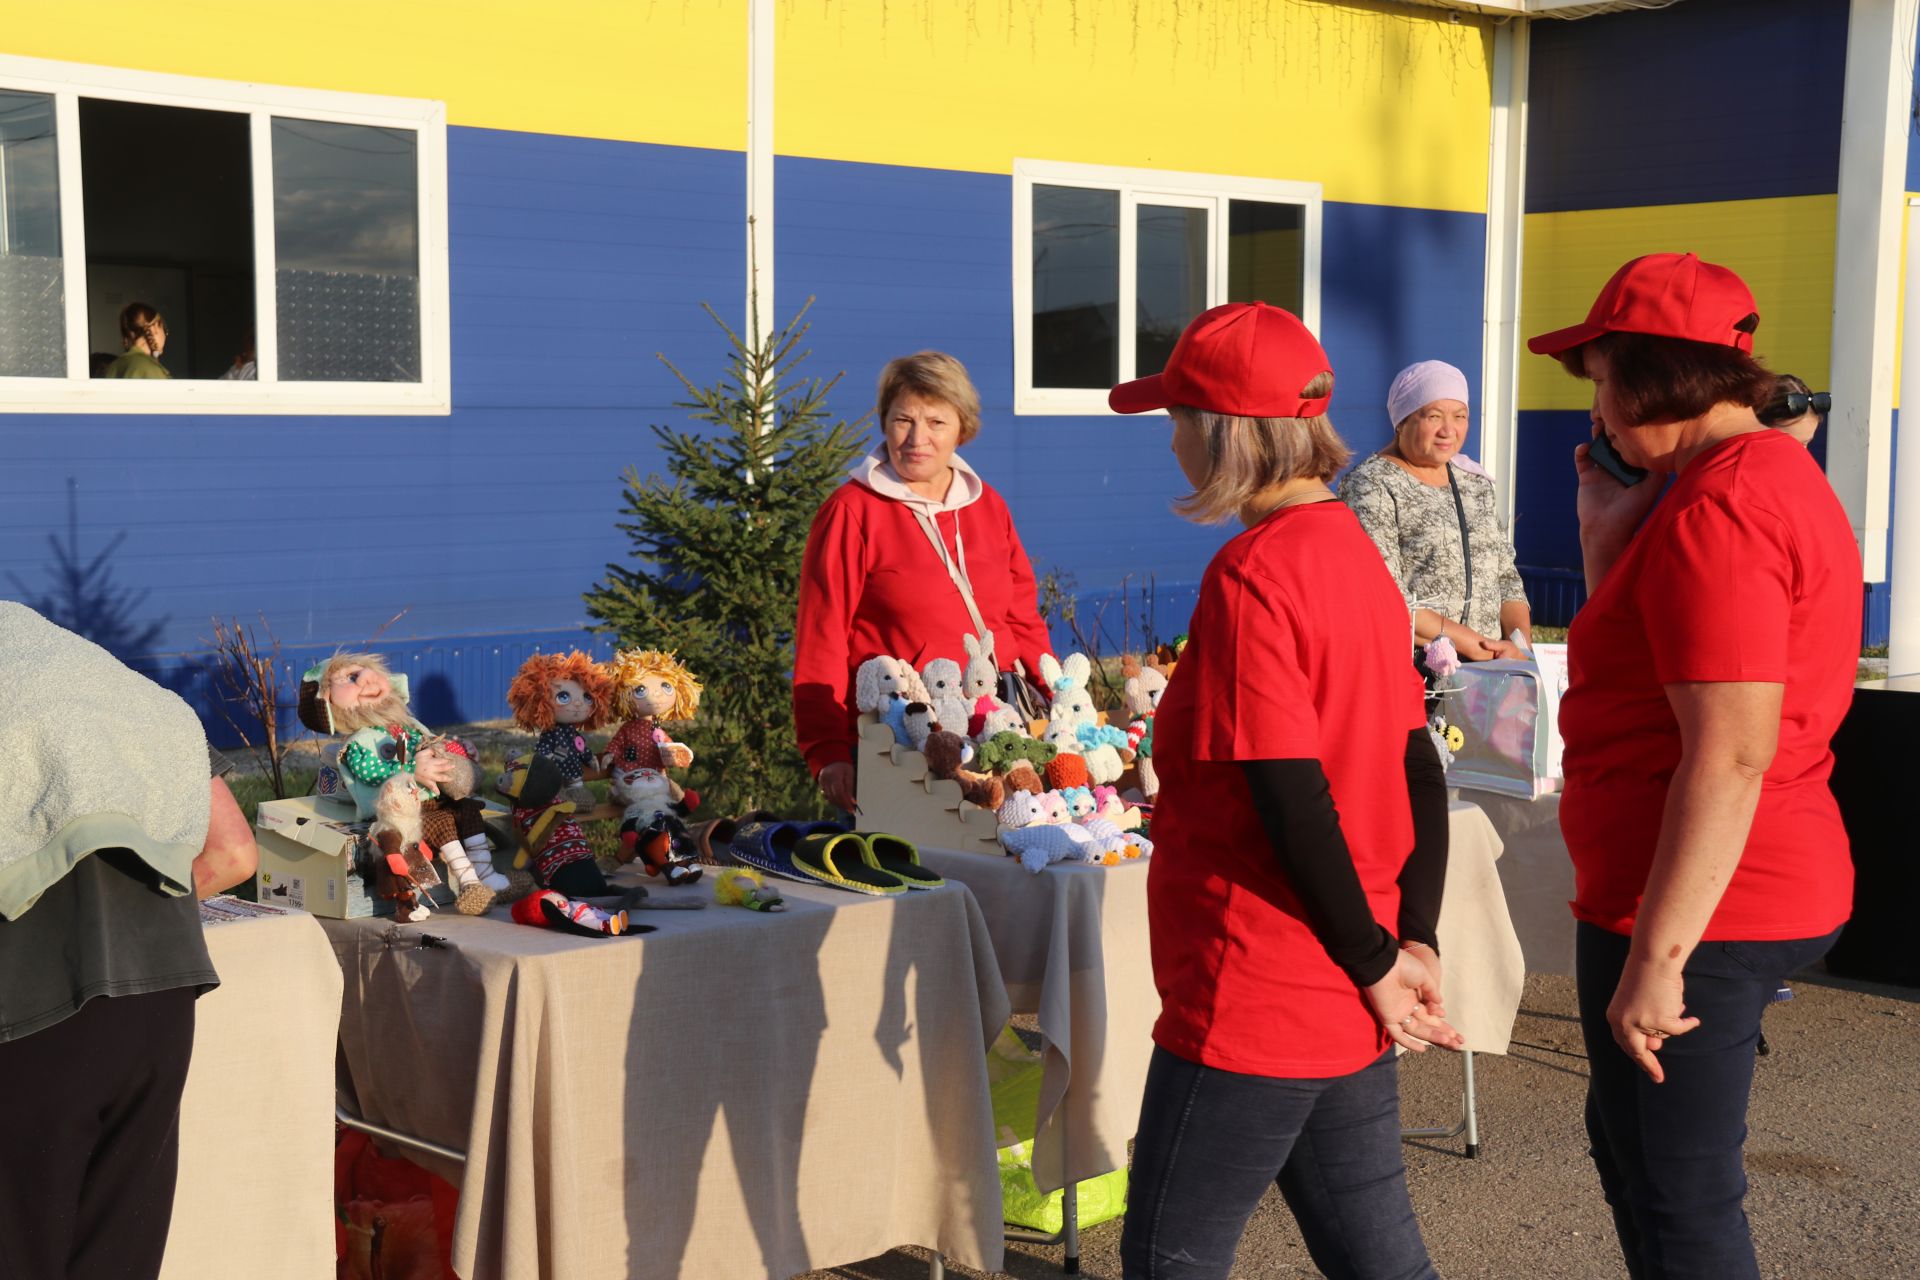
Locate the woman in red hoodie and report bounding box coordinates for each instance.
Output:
[793,351,1054,812]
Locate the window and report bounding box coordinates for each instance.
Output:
[0,55,448,413]
[1014,160,1321,415]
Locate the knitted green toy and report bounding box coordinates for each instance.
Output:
[974,731,1058,775]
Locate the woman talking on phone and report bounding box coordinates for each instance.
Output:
[1529,253,1861,1278]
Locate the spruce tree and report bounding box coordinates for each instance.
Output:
[585,293,867,817]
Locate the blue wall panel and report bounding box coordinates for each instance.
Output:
[1527,0,1847,214]
[3,127,745,734]
[777,155,1488,656]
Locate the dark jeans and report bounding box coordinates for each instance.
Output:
[0,987,197,1280]
[1576,921,1840,1280]
[1121,1044,1437,1280]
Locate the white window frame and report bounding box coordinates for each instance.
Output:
[1013,158,1322,417]
[0,54,450,415]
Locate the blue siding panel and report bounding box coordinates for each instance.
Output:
[1527,0,1848,214]
[3,127,746,699]
[778,155,1488,662]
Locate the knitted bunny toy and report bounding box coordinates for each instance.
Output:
[960,631,1016,737]
[854,655,931,747]
[920,656,971,740]
[1039,653,1097,729]
[1120,655,1168,802]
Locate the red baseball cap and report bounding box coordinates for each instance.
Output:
[1108,301,1334,417]
[1526,252,1758,357]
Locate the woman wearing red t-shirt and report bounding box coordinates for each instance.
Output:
[793,351,1054,812]
[1109,303,1463,1280]
[1528,254,1862,1279]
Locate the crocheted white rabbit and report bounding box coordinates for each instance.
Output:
[960,631,1016,737]
[920,656,972,738]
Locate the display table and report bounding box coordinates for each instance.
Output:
[918,799,1525,1196]
[161,905,343,1280]
[1455,788,1576,976]
[321,875,1012,1280]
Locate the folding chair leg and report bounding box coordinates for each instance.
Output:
[1061,1181,1080,1274]
[928,1252,945,1280]
[1462,1049,1480,1159]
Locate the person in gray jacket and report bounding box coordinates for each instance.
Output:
[0,601,258,1280]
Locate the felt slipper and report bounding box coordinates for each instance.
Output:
[862,832,944,890]
[727,817,814,884]
[790,831,907,896]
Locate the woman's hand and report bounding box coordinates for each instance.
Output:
[1400,942,1445,1016]
[1575,433,1661,559]
[1451,629,1499,662]
[817,761,858,814]
[1365,949,1465,1053]
[1607,955,1700,1084]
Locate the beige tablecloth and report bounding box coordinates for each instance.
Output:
[322,876,1011,1280]
[162,907,342,1280]
[1455,788,1577,976]
[921,800,1525,1194]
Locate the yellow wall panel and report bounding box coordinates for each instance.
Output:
[777,0,1494,212]
[5,1,745,150]
[1519,196,1837,411]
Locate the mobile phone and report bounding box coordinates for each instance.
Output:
[1587,431,1648,487]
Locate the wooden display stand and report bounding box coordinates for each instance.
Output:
[854,712,1004,856]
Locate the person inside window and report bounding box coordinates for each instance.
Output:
[1340,360,1531,661]
[103,302,170,379]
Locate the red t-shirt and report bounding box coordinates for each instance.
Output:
[1559,429,1861,940]
[1148,502,1429,1079]
[791,478,1054,777]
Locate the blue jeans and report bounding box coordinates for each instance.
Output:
[1576,922,1841,1279]
[1121,1045,1438,1280]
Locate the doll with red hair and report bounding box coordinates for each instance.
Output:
[506,651,615,808]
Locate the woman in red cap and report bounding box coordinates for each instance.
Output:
[1528,253,1862,1278]
[1110,302,1462,1280]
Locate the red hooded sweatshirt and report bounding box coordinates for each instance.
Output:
[792,450,1054,778]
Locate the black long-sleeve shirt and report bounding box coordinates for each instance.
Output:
[1240,727,1450,987]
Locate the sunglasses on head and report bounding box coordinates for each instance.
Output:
[1760,389,1830,426]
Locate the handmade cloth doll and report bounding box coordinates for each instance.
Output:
[606,762,702,886]
[298,652,500,911]
[601,649,702,815]
[498,753,609,898]
[509,889,632,938]
[713,866,785,912]
[368,774,440,921]
[507,651,616,808]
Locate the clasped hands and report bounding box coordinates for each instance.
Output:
[1366,941,1466,1053]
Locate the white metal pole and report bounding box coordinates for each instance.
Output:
[1827,0,1918,582]
[1480,17,1529,531]
[1889,199,1920,676]
[746,0,775,343]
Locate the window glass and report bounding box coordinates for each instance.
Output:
[272,118,420,382]
[1227,199,1304,314]
[79,97,253,380]
[1136,204,1208,378]
[1032,184,1118,389]
[0,89,65,378]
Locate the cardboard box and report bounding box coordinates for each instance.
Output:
[252,793,512,919]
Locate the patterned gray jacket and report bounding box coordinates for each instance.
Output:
[1338,452,1528,642]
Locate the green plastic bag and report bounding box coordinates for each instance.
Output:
[988,1028,1129,1233]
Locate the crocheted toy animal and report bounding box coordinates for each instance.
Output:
[854,655,931,747]
[601,648,702,815]
[1038,653,1097,730]
[922,727,1005,810]
[920,656,971,741]
[1120,655,1168,802]
[974,731,1057,775]
[1043,722,1126,787]
[507,651,617,808]
[960,631,1017,737]
[996,794,1104,873]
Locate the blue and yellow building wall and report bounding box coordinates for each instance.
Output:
[1514,0,1896,643]
[4,1,1499,729]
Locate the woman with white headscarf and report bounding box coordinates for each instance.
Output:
[1340,360,1531,661]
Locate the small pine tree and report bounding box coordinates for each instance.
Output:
[584,293,868,817]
